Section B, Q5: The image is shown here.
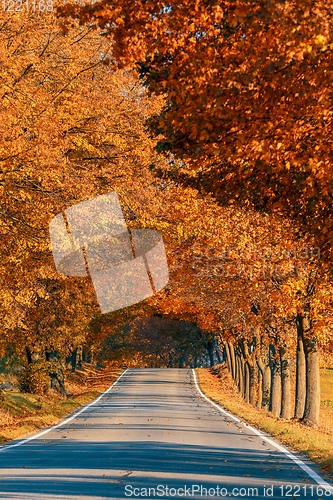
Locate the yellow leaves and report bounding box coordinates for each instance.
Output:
[315,34,325,45]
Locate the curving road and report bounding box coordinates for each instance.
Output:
[0,369,332,499]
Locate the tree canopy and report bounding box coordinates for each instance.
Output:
[58,0,333,264]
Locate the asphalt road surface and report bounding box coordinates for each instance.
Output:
[0,368,332,500]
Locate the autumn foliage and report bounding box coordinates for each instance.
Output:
[58,0,333,264]
[0,0,333,432]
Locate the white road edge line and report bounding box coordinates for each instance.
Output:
[0,368,129,452]
[192,368,333,494]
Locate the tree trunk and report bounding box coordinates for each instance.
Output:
[279,346,291,419]
[206,341,215,367]
[238,353,245,397]
[25,346,32,365]
[257,369,262,409]
[302,313,320,427]
[235,353,240,389]
[223,342,232,373]
[214,337,223,364]
[228,341,236,381]
[249,362,257,406]
[240,338,257,406]
[76,345,83,369]
[244,362,250,403]
[269,344,281,416]
[71,349,77,372]
[45,351,66,397]
[294,313,306,419]
[49,364,66,396]
[87,346,95,365]
[257,356,271,409]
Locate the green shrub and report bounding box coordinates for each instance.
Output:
[18,361,51,394]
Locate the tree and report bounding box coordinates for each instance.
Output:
[58,0,333,265]
[0,3,169,388]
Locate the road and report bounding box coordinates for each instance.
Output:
[0,368,331,499]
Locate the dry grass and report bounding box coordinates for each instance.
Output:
[196,365,333,481]
[0,364,122,444]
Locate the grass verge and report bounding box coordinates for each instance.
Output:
[0,364,122,444]
[196,365,333,481]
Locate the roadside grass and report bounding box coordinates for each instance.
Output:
[0,365,122,444]
[196,366,333,481]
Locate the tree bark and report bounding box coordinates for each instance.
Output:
[238,353,245,397]
[241,339,257,406]
[71,349,77,372]
[214,337,223,364]
[228,341,236,381]
[257,355,271,409]
[301,312,320,427]
[279,345,291,419]
[244,362,250,403]
[294,313,307,419]
[49,364,66,396]
[45,351,66,397]
[87,346,95,365]
[76,345,83,369]
[223,342,232,374]
[249,362,257,406]
[235,353,240,389]
[206,341,215,367]
[25,346,33,365]
[257,369,263,409]
[269,344,281,416]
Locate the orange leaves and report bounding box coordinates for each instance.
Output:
[0,1,176,361]
[56,0,333,267]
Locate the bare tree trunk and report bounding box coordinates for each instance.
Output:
[279,345,291,419]
[294,314,307,419]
